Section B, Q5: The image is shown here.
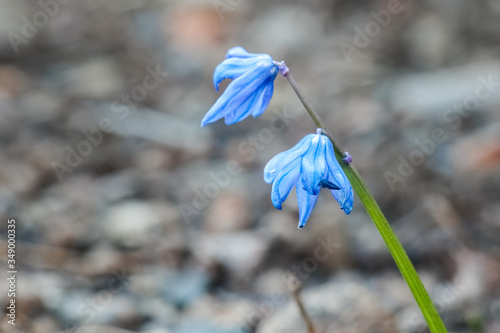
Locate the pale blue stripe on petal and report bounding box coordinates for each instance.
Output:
[271,159,300,210]
[325,139,353,214]
[296,179,319,228]
[226,46,272,60]
[263,134,314,183]
[251,78,276,118]
[201,62,273,126]
[213,57,262,91]
[300,134,328,195]
[224,87,264,125]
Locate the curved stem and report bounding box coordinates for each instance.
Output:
[285,73,326,129]
[291,283,317,333]
[284,71,448,333]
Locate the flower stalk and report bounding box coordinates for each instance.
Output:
[291,282,316,333]
[202,47,447,333]
[284,69,448,333]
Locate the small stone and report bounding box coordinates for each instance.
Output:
[31,316,60,333]
[161,268,210,308]
[166,4,227,51]
[408,13,455,67]
[172,319,229,333]
[194,232,269,277]
[185,297,255,332]
[0,159,39,195]
[449,122,500,173]
[204,192,250,232]
[0,65,26,99]
[102,201,163,248]
[133,147,174,172]
[18,89,62,122]
[69,57,124,99]
[254,269,288,296]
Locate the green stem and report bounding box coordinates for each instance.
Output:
[284,72,448,333]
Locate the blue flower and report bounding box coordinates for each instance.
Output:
[201,47,279,127]
[264,129,353,228]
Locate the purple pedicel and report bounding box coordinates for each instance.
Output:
[273,60,289,77]
[343,152,352,165]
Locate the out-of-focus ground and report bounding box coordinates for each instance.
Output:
[0,0,499,332]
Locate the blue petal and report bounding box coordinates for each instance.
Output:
[264,134,314,183]
[226,46,252,58]
[296,180,318,228]
[201,61,274,127]
[300,134,328,195]
[226,46,272,61]
[224,75,274,124]
[324,139,344,189]
[330,173,353,214]
[251,78,276,118]
[325,139,353,214]
[224,87,262,125]
[222,62,276,113]
[271,159,300,209]
[213,57,263,91]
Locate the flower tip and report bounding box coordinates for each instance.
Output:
[298,219,307,228]
[263,169,276,184]
[225,46,248,59]
[272,201,283,210]
[342,204,353,215]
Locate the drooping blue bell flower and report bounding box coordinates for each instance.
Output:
[264,129,353,228]
[201,47,279,127]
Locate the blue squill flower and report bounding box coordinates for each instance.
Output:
[264,129,353,228]
[201,47,279,127]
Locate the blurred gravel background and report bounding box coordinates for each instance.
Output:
[0,0,500,332]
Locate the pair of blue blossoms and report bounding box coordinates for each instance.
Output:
[202,47,353,228]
